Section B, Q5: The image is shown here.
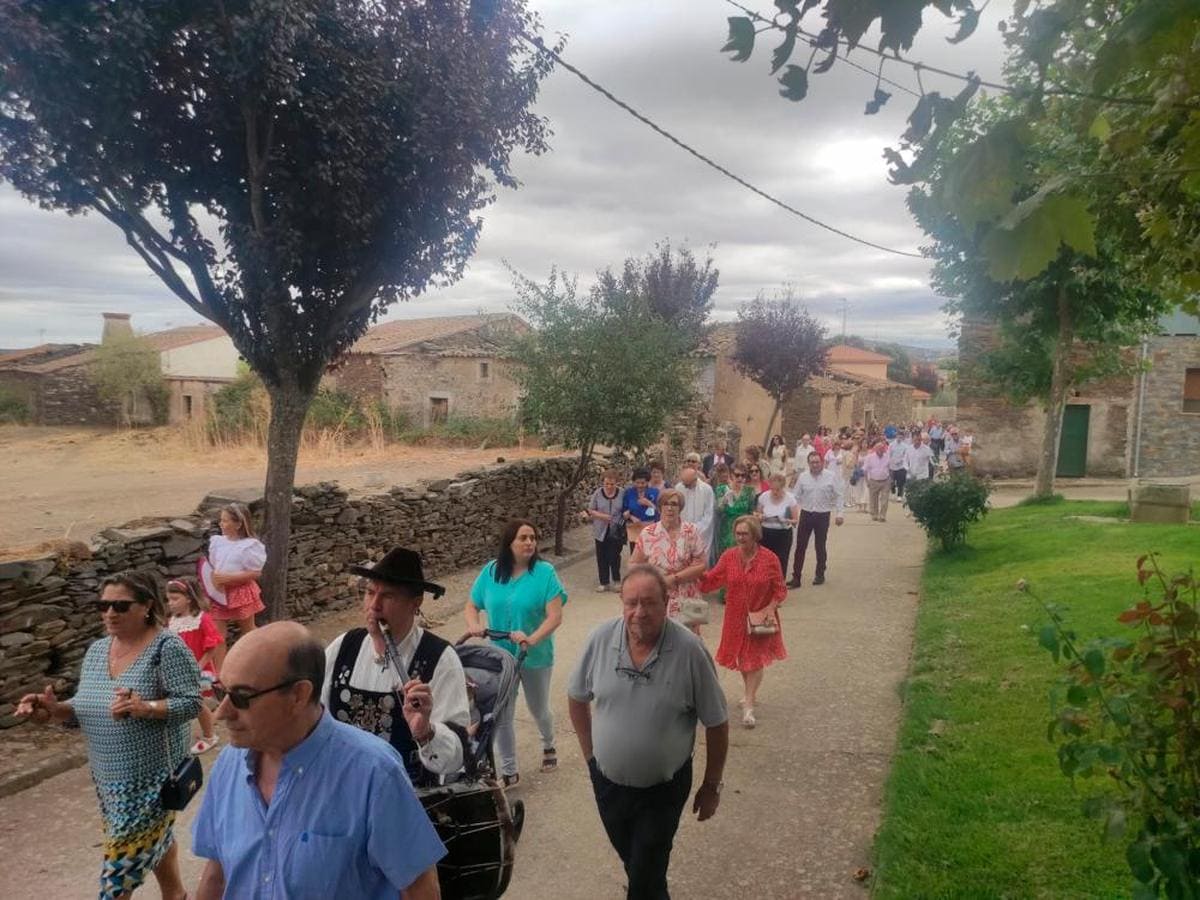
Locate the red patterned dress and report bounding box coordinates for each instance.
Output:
[699,546,788,672]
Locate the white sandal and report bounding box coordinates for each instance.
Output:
[190,735,220,755]
[742,708,757,728]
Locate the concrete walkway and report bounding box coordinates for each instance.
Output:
[0,511,924,898]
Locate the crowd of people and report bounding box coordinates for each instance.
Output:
[13,417,975,900]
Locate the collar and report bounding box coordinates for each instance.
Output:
[243,708,335,780]
[612,617,674,668]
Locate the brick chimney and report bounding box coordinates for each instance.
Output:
[101,312,133,344]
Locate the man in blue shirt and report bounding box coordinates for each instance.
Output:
[193,621,445,899]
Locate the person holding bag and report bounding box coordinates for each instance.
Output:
[631,488,709,635]
[16,570,201,900]
[699,516,787,729]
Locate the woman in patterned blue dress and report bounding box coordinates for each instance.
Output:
[17,570,200,899]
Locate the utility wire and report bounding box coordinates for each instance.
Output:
[723,0,1200,112]
[521,34,925,260]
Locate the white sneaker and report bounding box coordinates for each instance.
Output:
[595,584,609,593]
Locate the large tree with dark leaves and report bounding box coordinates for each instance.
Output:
[0,0,553,619]
[731,292,828,448]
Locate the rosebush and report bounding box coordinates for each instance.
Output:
[904,472,991,550]
[1029,557,1200,898]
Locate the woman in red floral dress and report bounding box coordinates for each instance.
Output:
[699,514,787,728]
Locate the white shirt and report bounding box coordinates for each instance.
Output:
[321,623,469,777]
[824,448,843,479]
[756,490,798,528]
[906,443,934,481]
[677,479,715,549]
[888,439,910,471]
[793,468,845,516]
[795,442,815,461]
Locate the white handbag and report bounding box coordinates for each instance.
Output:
[677,597,710,626]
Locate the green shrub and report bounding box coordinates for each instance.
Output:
[209,370,267,439]
[406,415,519,448]
[905,472,991,550]
[0,385,30,423]
[1030,557,1200,897]
[306,388,365,431]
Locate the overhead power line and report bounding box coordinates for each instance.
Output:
[521,34,924,260]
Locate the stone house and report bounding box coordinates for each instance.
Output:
[956,313,1200,479]
[326,314,528,427]
[0,313,237,425]
[680,330,916,456]
[1130,311,1200,478]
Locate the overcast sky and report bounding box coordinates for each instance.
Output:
[0,1,1011,349]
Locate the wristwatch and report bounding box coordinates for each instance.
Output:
[703,780,723,795]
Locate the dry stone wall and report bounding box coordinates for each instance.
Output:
[0,456,595,728]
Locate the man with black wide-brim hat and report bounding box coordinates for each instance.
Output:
[320,547,470,785]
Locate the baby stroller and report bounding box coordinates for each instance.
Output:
[417,629,527,900]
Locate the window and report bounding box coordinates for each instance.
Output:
[429,396,449,425]
[478,361,490,380]
[183,395,194,419]
[1185,368,1200,413]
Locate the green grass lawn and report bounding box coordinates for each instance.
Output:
[872,501,1199,899]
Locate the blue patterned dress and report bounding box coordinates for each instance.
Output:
[69,630,201,899]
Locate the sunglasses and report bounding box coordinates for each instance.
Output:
[732,472,746,478]
[212,678,300,710]
[94,600,137,613]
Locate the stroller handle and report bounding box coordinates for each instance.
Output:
[456,629,529,664]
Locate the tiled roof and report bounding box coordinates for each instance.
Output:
[5,325,226,374]
[350,314,524,354]
[912,388,932,400]
[827,343,892,364]
[0,343,96,373]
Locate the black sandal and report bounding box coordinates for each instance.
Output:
[541,747,558,771]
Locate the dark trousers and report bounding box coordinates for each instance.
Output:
[595,534,623,586]
[760,527,794,581]
[892,469,908,498]
[931,438,944,461]
[793,510,831,580]
[590,757,693,900]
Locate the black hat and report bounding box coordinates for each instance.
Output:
[349,547,445,599]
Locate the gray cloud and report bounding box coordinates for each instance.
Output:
[0,1,1012,349]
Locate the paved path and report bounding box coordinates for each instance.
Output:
[0,510,923,898]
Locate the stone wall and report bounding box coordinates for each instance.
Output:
[0,456,594,728]
[1134,335,1200,477]
[0,369,122,426]
[852,383,915,428]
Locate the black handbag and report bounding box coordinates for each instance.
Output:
[153,638,204,811]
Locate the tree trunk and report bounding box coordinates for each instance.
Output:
[261,378,316,622]
[554,444,594,555]
[1034,286,1074,499]
[761,397,783,452]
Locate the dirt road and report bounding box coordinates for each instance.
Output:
[0,510,923,898]
[0,425,556,552]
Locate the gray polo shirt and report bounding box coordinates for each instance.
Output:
[568,617,728,788]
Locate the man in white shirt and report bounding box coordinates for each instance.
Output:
[677,464,715,556]
[788,451,844,588]
[888,431,910,499]
[905,433,934,488]
[794,433,815,462]
[322,547,471,786]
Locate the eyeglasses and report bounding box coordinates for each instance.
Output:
[212,679,301,710]
[615,662,652,682]
[749,468,761,474]
[661,500,682,507]
[94,600,135,613]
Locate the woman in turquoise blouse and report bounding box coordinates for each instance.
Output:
[466,519,567,786]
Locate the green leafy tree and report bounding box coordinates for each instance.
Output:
[730,292,829,449]
[89,332,169,427]
[509,269,696,553]
[911,362,941,394]
[719,2,1200,306]
[911,97,1169,497]
[0,1,553,619]
[875,341,914,384]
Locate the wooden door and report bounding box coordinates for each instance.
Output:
[1055,404,1089,477]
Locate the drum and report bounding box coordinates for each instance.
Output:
[419,780,524,900]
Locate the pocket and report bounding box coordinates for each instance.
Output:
[283,832,352,898]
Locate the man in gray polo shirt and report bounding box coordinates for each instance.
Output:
[568,565,729,900]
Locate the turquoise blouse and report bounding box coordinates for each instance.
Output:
[469,559,568,669]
